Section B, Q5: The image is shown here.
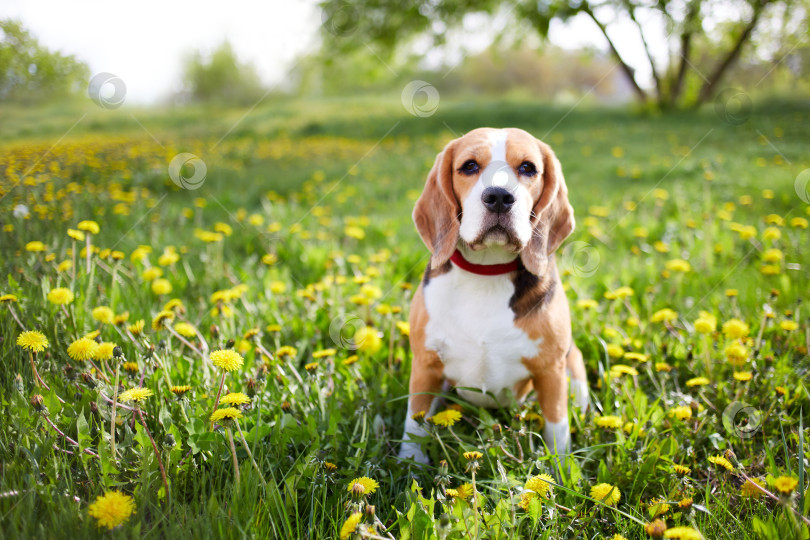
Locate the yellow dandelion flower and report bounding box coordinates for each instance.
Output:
[773,476,798,494]
[151,278,172,295]
[518,492,536,509]
[649,497,671,517]
[577,299,598,310]
[651,308,678,323]
[722,319,749,339]
[455,483,473,500]
[590,483,621,506]
[724,342,748,366]
[47,287,74,305]
[343,355,359,366]
[170,385,192,396]
[88,491,135,529]
[645,519,667,537]
[141,267,163,281]
[68,338,99,361]
[163,298,186,313]
[173,322,197,338]
[128,319,145,335]
[780,320,798,331]
[686,377,710,387]
[741,478,764,498]
[95,342,117,361]
[17,331,49,353]
[669,406,692,421]
[25,241,46,252]
[665,259,691,273]
[312,348,336,358]
[340,513,363,540]
[733,371,752,382]
[118,387,153,403]
[445,488,460,498]
[664,526,703,539]
[323,462,337,472]
[77,220,100,234]
[0,293,18,303]
[122,362,139,374]
[623,351,648,362]
[708,455,733,471]
[346,477,379,495]
[276,346,298,358]
[210,407,243,424]
[596,415,623,429]
[655,362,672,372]
[113,312,130,325]
[673,464,691,475]
[92,306,114,324]
[304,361,319,372]
[151,310,175,331]
[525,474,554,500]
[220,392,250,406]
[463,451,483,461]
[243,328,260,340]
[694,316,716,334]
[354,326,382,354]
[210,349,244,372]
[396,321,410,336]
[430,409,462,427]
[67,228,85,241]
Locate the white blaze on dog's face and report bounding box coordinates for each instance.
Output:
[453,128,546,252]
[413,126,574,275]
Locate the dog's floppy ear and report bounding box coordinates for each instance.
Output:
[413,140,460,269]
[520,140,575,276]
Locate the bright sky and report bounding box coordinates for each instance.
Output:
[1,0,664,104]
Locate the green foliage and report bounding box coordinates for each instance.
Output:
[0,19,89,103]
[181,41,266,105]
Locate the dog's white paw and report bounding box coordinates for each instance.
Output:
[398,443,430,465]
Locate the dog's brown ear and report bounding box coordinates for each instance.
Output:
[413,140,460,269]
[520,141,575,276]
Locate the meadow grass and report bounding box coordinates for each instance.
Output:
[0,97,809,539]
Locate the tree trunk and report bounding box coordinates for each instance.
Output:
[670,0,702,106]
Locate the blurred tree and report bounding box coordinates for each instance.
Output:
[181,42,265,105]
[0,19,89,103]
[318,0,810,109]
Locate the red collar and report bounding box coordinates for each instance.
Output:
[449,249,520,276]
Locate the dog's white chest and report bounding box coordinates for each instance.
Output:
[422,268,541,407]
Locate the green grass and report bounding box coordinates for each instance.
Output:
[0,96,809,539]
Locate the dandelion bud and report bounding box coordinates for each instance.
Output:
[210,324,220,338]
[678,497,693,510]
[350,482,366,498]
[246,378,258,397]
[90,401,98,414]
[281,401,291,411]
[157,339,167,350]
[492,423,502,438]
[644,519,667,538]
[164,433,176,448]
[93,335,102,344]
[438,460,448,475]
[225,338,235,349]
[14,373,24,393]
[30,394,45,411]
[81,372,97,388]
[256,364,268,380]
[63,363,76,380]
[113,346,124,358]
[365,505,376,518]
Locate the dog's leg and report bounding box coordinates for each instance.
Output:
[566,345,589,411]
[398,350,443,464]
[533,362,570,462]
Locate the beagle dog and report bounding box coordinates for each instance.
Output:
[399,127,589,465]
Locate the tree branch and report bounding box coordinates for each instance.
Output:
[696,0,769,105]
[625,2,663,102]
[670,0,702,106]
[583,5,649,103]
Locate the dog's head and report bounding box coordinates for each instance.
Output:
[413,127,574,275]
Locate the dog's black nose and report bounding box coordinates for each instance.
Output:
[481,187,515,213]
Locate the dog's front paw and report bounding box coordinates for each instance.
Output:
[397,443,431,465]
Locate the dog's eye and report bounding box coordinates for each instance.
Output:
[459,160,479,175]
[518,161,537,177]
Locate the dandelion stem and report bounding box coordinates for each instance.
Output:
[737,469,810,526]
[6,305,26,331]
[29,351,50,389]
[110,364,120,458]
[84,235,91,274]
[211,371,226,430]
[137,406,169,501]
[42,415,98,458]
[226,427,240,487]
[235,420,266,487]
